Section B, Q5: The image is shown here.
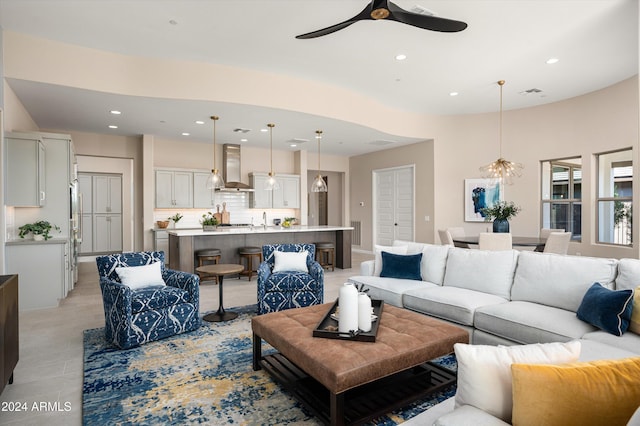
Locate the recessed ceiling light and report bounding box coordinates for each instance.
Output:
[182,132,190,136]
[546,58,559,64]
[260,128,268,132]
[110,110,121,115]
[395,54,407,61]
[195,120,205,125]
[449,92,459,97]
[240,138,248,142]
[290,144,297,147]
[108,125,118,129]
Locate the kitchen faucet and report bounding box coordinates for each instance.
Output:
[263,211,267,229]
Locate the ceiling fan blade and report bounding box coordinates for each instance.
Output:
[296,3,373,39]
[387,2,467,32]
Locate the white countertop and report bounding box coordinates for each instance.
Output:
[167,225,353,237]
[6,237,69,245]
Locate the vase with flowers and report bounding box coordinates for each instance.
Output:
[200,212,219,231]
[480,201,521,233]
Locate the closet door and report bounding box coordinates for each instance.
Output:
[374,166,414,246]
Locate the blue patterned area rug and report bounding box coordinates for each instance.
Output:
[83,305,457,425]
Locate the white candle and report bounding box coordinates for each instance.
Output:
[358,293,372,332]
[338,283,359,333]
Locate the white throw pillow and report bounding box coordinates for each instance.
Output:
[115,261,165,289]
[273,250,309,273]
[454,341,581,423]
[374,244,408,276]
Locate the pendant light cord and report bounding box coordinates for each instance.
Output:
[211,115,219,171]
[316,130,322,173]
[498,80,504,158]
[268,123,275,175]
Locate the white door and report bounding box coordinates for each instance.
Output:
[374,166,414,246]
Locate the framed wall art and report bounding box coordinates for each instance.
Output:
[464,179,503,222]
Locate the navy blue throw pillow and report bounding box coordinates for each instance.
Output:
[379,251,423,281]
[576,282,634,336]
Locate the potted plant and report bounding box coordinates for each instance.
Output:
[282,217,297,228]
[480,201,521,233]
[169,213,183,228]
[200,212,219,231]
[18,220,61,241]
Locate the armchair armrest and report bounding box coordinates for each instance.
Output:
[308,260,324,286]
[99,277,133,318]
[163,268,200,305]
[360,260,375,276]
[257,261,272,283]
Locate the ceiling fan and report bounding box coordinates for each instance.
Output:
[296,0,467,39]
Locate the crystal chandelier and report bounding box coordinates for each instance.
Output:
[479,80,523,185]
[311,130,328,192]
[205,115,225,190]
[264,123,280,190]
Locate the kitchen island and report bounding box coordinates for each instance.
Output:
[168,225,353,273]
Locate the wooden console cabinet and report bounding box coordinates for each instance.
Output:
[0,275,19,395]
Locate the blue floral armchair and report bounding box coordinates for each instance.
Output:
[96,251,200,349]
[257,243,324,314]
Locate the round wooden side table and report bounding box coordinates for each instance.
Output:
[195,263,244,322]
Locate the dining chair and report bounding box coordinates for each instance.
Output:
[447,227,470,248]
[540,228,565,239]
[543,232,572,254]
[478,232,512,251]
[438,229,454,245]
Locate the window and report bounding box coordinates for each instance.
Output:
[597,149,632,246]
[541,158,581,241]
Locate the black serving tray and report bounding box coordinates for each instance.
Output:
[312,299,384,342]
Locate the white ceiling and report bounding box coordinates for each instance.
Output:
[0,0,637,156]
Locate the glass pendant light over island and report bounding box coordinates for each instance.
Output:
[264,123,280,191]
[206,115,225,190]
[479,80,523,185]
[311,129,328,192]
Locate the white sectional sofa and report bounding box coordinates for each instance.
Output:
[348,241,640,425]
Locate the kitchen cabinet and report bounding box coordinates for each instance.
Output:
[0,274,18,396]
[155,170,193,208]
[5,133,46,207]
[249,173,300,209]
[93,214,122,252]
[5,241,67,310]
[93,175,122,214]
[153,230,170,262]
[193,172,218,208]
[80,213,93,254]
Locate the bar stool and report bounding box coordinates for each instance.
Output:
[238,246,262,281]
[195,248,221,283]
[315,242,335,271]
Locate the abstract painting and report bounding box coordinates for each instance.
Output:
[464,179,503,222]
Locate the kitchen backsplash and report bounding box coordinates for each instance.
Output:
[153,192,297,228]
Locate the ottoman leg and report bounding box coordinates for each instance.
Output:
[330,392,345,426]
[253,333,262,371]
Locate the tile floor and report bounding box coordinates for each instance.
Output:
[0,251,372,425]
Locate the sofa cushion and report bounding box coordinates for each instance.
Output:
[380,251,422,281]
[511,251,618,312]
[475,301,596,344]
[404,286,508,326]
[434,404,510,426]
[373,245,407,276]
[393,241,450,285]
[131,286,191,313]
[442,248,518,299]
[576,283,634,336]
[454,341,581,423]
[511,357,640,426]
[347,275,435,307]
[581,330,640,355]
[614,258,640,290]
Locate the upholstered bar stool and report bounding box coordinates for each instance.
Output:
[238,246,262,281]
[315,242,335,271]
[195,248,222,283]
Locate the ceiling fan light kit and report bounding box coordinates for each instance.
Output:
[311,130,328,193]
[264,123,280,191]
[480,80,524,185]
[295,0,467,39]
[206,115,225,190]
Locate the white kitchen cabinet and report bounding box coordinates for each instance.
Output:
[93,214,122,252]
[79,174,92,214]
[249,173,300,209]
[80,213,93,254]
[193,172,217,208]
[93,175,122,213]
[153,230,170,262]
[155,170,193,208]
[5,133,46,207]
[6,241,67,310]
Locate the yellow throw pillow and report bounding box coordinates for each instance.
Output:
[511,357,640,426]
[630,286,640,334]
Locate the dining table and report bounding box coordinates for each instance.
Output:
[452,236,547,251]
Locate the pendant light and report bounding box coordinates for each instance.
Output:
[479,80,523,185]
[311,130,328,192]
[264,123,280,190]
[206,115,225,190]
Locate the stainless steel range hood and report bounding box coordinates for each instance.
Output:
[220,144,254,192]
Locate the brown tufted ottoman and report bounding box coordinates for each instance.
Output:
[252,302,468,425]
